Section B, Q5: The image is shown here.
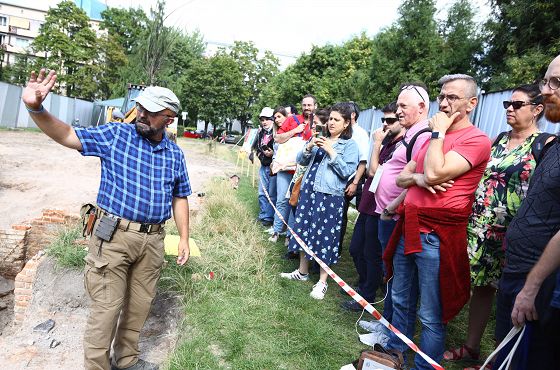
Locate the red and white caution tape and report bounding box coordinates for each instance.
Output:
[262,185,444,370]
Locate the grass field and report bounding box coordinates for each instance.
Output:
[160,139,497,370]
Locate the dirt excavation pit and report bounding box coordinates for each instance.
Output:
[0,257,183,369]
[0,130,238,368]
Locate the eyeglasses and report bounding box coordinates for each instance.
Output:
[136,104,173,119]
[539,76,560,91]
[436,94,471,104]
[502,100,537,110]
[401,85,426,102]
[381,117,399,124]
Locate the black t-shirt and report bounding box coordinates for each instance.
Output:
[505,139,560,274]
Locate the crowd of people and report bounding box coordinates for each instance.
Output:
[253,56,560,370]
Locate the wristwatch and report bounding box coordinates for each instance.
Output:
[382,208,394,217]
[431,131,445,140]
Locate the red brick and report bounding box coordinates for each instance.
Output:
[11,224,31,231]
[18,275,33,283]
[19,295,31,302]
[15,313,24,321]
[15,281,25,288]
[14,288,30,295]
[15,300,28,308]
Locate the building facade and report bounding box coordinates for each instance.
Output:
[0,0,106,66]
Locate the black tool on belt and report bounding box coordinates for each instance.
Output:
[94,214,119,256]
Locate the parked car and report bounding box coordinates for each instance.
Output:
[183,130,201,139]
[224,134,239,144]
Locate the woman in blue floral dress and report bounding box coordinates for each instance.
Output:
[280,103,359,300]
[445,85,554,367]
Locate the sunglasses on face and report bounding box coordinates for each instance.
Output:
[539,76,560,91]
[401,85,426,102]
[136,104,174,119]
[502,100,537,110]
[381,117,399,124]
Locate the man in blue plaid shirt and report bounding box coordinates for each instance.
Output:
[22,69,191,370]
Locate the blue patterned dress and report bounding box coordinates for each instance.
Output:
[288,148,345,265]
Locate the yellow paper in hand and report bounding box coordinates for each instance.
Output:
[164,235,201,257]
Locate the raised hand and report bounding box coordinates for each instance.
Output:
[22,69,57,110]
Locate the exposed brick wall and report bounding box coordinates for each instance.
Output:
[0,225,29,279]
[13,251,44,323]
[0,209,78,279]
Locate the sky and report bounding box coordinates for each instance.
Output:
[14,0,491,69]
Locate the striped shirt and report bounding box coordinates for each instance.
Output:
[75,123,191,223]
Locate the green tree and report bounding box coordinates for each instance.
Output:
[225,41,279,132]
[140,0,177,85]
[260,33,374,111]
[440,0,484,77]
[99,7,148,54]
[181,54,244,133]
[368,0,445,106]
[159,30,206,101]
[481,0,560,90]
[31,0,99,99]
[96,34,129,99]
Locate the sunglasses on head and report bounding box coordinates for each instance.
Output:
[401,85,426,102]
[502,101,537,110]
[381,117,399,124]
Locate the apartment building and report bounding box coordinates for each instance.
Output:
[0,0,106,65]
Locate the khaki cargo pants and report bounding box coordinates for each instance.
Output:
[83,222,166,370]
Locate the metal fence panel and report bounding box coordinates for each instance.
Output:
[0,82,21,128]
[0,81,94,129]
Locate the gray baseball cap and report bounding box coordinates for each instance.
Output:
[134,86,181,114]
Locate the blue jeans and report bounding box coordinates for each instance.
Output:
[349,213,382,301]
[387,233,444,370]
[378,218,397,322]
[273,171,294,233]
[258,166,276,222]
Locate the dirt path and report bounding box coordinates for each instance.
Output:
[0,131,233,228]
[0,130,236,369]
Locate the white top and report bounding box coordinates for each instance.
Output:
[351,124,370,162]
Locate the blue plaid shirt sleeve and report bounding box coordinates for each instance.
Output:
[75,123,119,157]
[174,151,192,197]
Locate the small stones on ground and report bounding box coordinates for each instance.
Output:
[33,319,55,334]
[49,339,61,348]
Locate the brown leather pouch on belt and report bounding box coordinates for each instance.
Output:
[80,203,97,237]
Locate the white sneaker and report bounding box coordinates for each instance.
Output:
[279,269,309,281]
[310,281,328,299]
[263,226,274,234]
[268,233,279,242]
[284,237,290,247]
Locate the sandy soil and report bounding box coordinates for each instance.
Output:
[0,130,237,369]
[0,131,234,229]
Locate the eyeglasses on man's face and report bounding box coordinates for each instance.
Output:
[136,104,173,119]
[502,100,537,110]
[401,85,426,102]
[381,117,399,124]
[436,94,471,104]
[539,76,560,91]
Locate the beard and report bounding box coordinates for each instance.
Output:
[544,94,560,123]
[135,121,163,139]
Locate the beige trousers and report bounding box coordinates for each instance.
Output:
[83,223,166,370]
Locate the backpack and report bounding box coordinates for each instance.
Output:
[492,131,556,165]
[402,127,432,162]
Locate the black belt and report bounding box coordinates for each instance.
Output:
[96,209,164,234]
